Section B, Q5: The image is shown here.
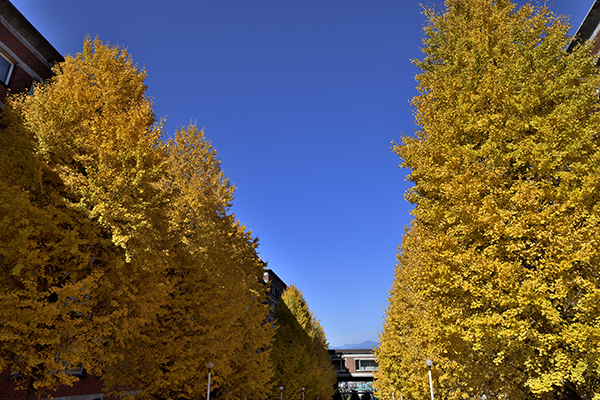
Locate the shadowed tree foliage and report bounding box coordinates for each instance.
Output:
[376,1,600,400]
[270,285,337,400]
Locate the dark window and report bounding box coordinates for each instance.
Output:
[333,360,346,371]
[0,54,13,85]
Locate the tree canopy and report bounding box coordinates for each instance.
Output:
[1,36,169,400]
[0,37,273,400]
[270,285,337,400]
[376,1,600,400]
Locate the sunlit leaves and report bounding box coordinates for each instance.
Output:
[1,37,273,400]
[377,1,600,400]
[108,124,275,400]
[0,36,167,399]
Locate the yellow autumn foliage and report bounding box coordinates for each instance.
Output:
[1,37,273,400]
[377,1,600,400]
[1,36,169,400]
[270,285,337,400]
[103,124,274,400]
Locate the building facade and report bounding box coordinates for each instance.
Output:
[0,369,114,400]
[263,268,288,321]
[0,0,62,104]
[567,0,600,54]
[329,349,378,398]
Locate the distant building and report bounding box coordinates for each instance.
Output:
[0,0,63,104]
[329,348,378,397]
[263,268,287,321]
[567,0,600,55]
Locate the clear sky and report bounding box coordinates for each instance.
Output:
[12,0,595,348]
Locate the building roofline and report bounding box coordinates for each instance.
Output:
[264,268,287,288]
[567,0,600,52]
[328,349,377,354]
[0,0,63,64]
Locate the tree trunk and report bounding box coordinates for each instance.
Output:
[564,381,585,400]
[25,375,42,400]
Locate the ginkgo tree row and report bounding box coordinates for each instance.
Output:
[0,37,333,400]
[269,285,337,400]
[375,1,600,400]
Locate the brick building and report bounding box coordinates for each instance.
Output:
[329,349,378,398]
[0,369,116,400]
[567,0,600,55]
[0,0,62,104]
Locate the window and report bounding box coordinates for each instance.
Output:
[67,364,86,377]
[271,286,281,299]
[333,360,346,371]
[0,53,13,85]
[355,359,378,372]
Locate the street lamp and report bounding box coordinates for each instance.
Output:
[280,386,284,400]
[425,359,434,400]
[302,387,305,400]
[206,362,214,400]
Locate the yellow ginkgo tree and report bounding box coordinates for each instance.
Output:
[1,37,274,400]
[270,285,337,400]
[1,36,170,400]
[377,1,600,400]
[101,124,274,400]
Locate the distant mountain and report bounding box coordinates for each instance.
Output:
[330,340,378,350]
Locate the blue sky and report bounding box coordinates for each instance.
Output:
[13,0,595,347]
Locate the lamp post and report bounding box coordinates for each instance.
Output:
[206,362,214,400]
[425,359,434,400]
[280,386,284,400]
[302,387,305,400]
